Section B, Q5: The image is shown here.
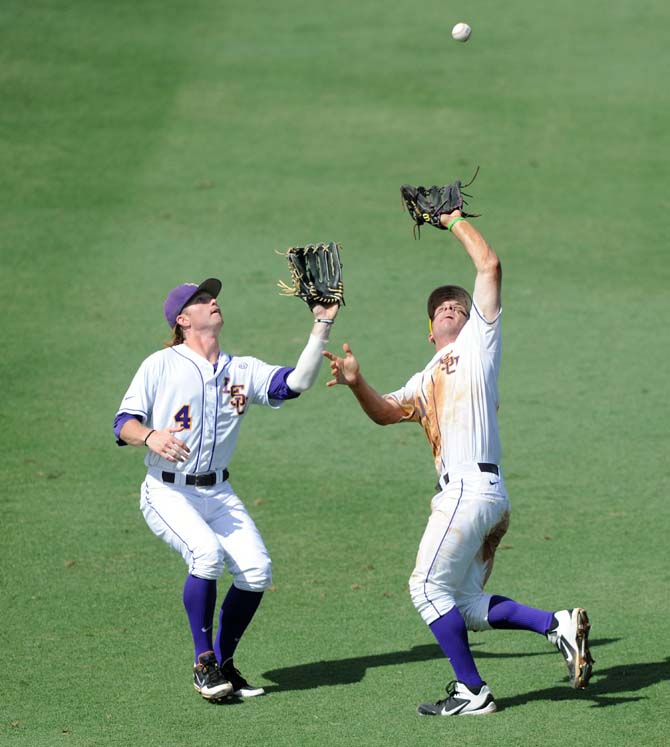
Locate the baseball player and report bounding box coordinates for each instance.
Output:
[114,277,339,701]
[324,205,594,715]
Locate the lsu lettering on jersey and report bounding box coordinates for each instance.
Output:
[116,344,284,473]
[385,302,502,475]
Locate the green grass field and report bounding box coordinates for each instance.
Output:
[2,1,669,745]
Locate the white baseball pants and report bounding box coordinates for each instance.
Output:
[140,470,272,590]
[409,465,510,629]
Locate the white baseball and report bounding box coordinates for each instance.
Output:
[451,22,472,42]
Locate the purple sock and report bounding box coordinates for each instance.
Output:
[182,574,218,662]
[215,585,264,664]
[488,595,555,635]
[429,607,483,688]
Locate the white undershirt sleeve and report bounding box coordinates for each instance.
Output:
[285,333,328,392]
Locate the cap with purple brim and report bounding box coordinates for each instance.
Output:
[163,277,222,328]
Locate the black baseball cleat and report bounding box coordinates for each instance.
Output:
[546,608,595,689]
[220,658,266,698]
[417,681,497,716]
[193,651,233,701]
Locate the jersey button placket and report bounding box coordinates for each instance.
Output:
[199,372,218,472]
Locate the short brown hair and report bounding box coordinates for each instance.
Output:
[426,285,472,319]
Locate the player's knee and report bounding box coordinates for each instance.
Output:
[190,545,225,579]
[409,573,456,624]
[458,593,493,632]
[408,575,424,610]
[232,557,273,592]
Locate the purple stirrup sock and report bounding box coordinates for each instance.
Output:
[429,607,483,689]
[215,585,264,664]
[183,574,218,661]
[488,595,555,634]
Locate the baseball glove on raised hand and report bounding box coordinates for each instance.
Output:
[278,242,345,308]
[400,167,480,237]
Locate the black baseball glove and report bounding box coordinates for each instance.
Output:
[400,167,480,237]
[278,242,345,308]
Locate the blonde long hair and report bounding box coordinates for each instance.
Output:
[166,325,185,347]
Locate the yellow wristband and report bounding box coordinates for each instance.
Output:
[447,216,466,232]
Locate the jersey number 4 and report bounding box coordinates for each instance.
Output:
[174,405,192,430]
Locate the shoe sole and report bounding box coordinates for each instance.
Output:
[194,682,233,700]
[572,608,595,689]
[462,702,497,715]
[417,702,497,716]
[417,698,497,716]
[232,687,266,698]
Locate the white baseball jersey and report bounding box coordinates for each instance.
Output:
[386,302,503,475]
[116,344,284,473]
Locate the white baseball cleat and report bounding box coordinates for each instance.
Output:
[220,659,266,698]
[417,681,497,716]
[546,608,594,689]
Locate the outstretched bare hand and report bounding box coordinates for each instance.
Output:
[323,343,360,387]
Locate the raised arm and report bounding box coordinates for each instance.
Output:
[323,343,405,425]
[440,211,502,321]
[283,302,339,393]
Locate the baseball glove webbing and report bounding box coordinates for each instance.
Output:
[400,166,481,238]
[277,242,345,308]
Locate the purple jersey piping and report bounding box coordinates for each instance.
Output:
[170,347,206,472]
[143,481,198,575]
[472,302,501,325]
[423,479,465,619]
[206,363,228,473]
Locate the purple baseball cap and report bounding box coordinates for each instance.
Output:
[163,277,222,328]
